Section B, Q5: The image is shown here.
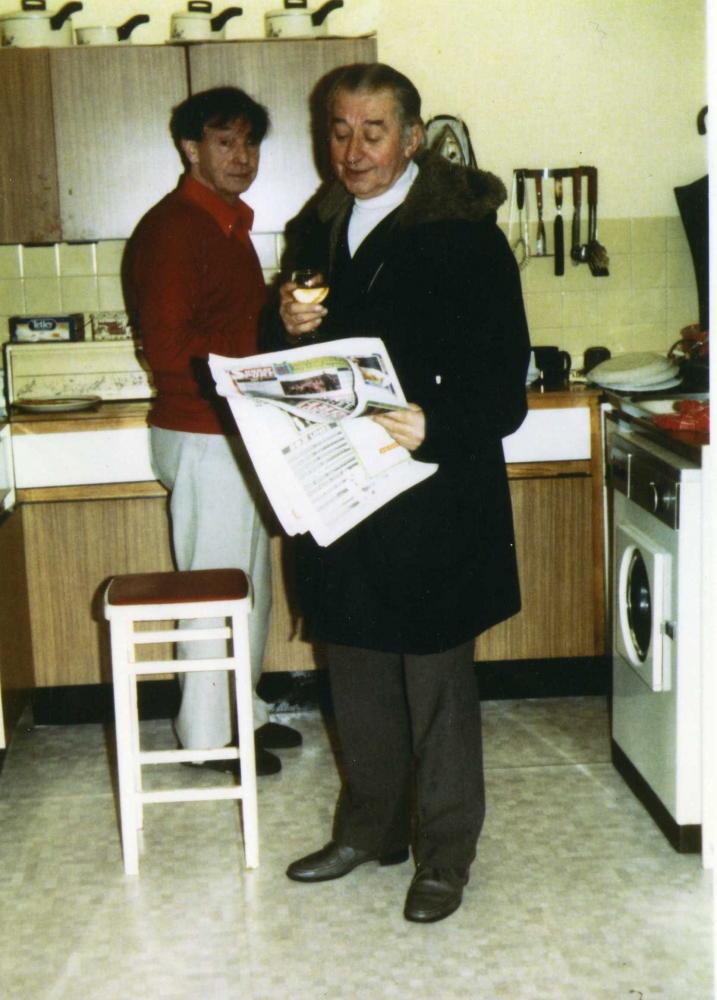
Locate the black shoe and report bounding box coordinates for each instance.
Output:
[182,746,281,777]
[255,722,303,749]
[403,866,466,923]
[286,841,409,883]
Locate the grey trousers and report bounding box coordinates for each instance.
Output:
[151,426,272,749]
[326,640,484,873]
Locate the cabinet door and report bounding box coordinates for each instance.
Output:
[188,38,377,233]
[49,47,188,240]
[0,50,61,243]
[474,475,597,661]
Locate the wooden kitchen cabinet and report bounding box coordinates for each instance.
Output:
[19,488,174,687]
[49,46,187,241]
[0,508,34,742]
[0,37,376,245]
[0,50,61,243]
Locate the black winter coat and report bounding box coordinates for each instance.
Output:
[285,150,531,654]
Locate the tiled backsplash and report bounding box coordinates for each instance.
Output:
[0,218,699,369]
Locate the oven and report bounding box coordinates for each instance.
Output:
[605,409,702,852]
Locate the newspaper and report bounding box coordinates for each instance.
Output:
[209,337,437,546]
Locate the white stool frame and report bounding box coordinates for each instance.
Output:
[104,585,258,876]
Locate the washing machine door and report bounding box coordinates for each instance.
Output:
[615,522,673,691]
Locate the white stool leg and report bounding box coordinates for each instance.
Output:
[232,607,258,869]
[109,615,140,876]
[128,661,143,831]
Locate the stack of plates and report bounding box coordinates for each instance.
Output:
[587,352,681,392]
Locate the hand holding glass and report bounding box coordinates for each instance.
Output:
[292,269,329,305]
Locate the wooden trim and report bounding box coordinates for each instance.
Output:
[17,481,167,504]
[508,460,591,479]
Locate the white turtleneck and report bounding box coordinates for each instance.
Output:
[347,159,419,256]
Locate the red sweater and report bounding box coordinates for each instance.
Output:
[130,175,267,434]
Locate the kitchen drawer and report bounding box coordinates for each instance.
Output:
[503,407,591,463]
[12,427,155,488]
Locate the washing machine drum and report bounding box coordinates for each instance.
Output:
[615,523,673,691]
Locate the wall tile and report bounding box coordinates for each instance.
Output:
[96,241,126,275]
[0,246,22,280]
[524,291,562,331]
[97,276,126,311]
[666,250,696,289]
[667,285,700,332]
[562,290,600,329]
[60,276,100,313]
[632,252,666,289]
[666,216,690,252]
[23,277,62,313]
[597,289,633,328]
[599,219,631,253]
[59,243,97,277]
[631,217,666,253]
[632,287,667,327]
[22,245,59,279]
[0,279,25,316]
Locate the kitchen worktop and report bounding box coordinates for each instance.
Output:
[8,383,602,432]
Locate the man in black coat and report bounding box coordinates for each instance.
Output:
[279,63,530,922]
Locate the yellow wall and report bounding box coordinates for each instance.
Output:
[0,0,708,362]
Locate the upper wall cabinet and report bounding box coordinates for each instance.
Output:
[50,46,187,241]
[0,37,377,246]
[188,37,377,234]
[0,50,61,243]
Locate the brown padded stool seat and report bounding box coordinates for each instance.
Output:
[106,568,250,607]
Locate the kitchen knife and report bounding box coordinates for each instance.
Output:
[554,176,564,275]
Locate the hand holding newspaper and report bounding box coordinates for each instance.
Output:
[209,337,437,546]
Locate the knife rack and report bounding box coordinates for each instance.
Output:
[508,165,608,277]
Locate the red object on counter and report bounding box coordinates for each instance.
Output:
[652,399,710,432]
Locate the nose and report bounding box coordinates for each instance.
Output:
[345,133,364,165]
[232,140,250,164]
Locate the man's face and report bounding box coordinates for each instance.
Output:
[181,118,260,205]
[329,88,422,200]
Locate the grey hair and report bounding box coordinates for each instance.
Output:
[327,62,426,144]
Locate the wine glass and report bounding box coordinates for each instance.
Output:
[291,268,329,305]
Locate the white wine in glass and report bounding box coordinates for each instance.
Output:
[292,269,329,305]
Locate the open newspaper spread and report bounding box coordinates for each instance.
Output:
[209,337,437,546]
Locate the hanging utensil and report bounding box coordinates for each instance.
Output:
[511,170,529,269]
[553,176,564,275]
[534,172,547,256]
[570,168,587,264]
[586,168,609,276]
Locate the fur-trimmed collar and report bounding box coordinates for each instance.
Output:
[317,148,507,229]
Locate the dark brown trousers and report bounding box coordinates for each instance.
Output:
[326,639,485,874]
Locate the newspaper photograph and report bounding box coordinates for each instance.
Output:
[209,338,437,547]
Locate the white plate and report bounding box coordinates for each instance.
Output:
[589,374,683,393]
[14,396,102,413]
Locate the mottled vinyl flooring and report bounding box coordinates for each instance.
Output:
[0,696,713,1000]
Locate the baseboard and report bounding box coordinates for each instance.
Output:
[29,657,609,727]
[611,738,701,854]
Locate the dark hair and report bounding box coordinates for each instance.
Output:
[170,86,270,149]
[326,63,423,132]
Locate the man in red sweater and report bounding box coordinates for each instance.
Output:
[128,87,301,774]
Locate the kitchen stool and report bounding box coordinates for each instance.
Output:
[103,568,258,876]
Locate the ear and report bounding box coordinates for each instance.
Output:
[180,139,199,166]
[403,124,424,159]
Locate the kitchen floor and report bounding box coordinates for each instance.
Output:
[0,696,712,1000]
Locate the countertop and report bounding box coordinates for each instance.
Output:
[8,384,603,434]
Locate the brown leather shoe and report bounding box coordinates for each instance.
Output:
[286,841,409,883]
[403,866,467,923]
